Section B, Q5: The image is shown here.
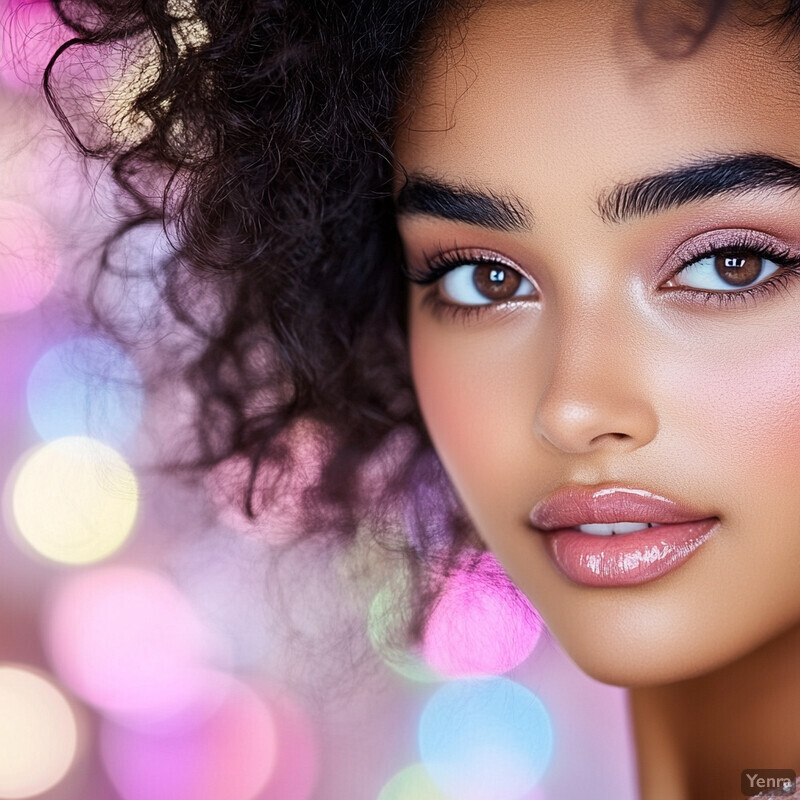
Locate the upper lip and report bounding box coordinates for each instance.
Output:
[529,484,717,532]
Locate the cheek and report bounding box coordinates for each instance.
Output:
[662,334,800,478]
[673,333,800,565]
[408,314,539,523]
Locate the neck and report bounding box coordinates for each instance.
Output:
[629,622,800,800]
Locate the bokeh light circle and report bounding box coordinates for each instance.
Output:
[257,688,319,800]
[0,665,78,799]
[377,764,453,800]
[9,436,138,564]
[419,677,554,800]
[423,552,543,677]
[101,678,277,800]
[45,566,230,728]
[368,576,441,683]
[0,200,60,315]
[27,336,143,445]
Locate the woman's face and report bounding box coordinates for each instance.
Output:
[395,0,800,687]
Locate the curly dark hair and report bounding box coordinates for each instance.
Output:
[41,0,796,643]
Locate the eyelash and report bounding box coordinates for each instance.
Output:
[406,233,800,322]
[408,251,518,322]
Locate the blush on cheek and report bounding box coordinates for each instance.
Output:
[411,340,479,473]
[409,323,532,523]
[685,346,800,473]
[410,329,481,470]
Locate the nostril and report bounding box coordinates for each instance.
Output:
[590,431,632,445]
[533,394,658,455]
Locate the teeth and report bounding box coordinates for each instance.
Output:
[577,522,661,536]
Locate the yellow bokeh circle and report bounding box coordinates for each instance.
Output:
[377,764,453,800]
[9,436,138,565]
[0,665,79,798]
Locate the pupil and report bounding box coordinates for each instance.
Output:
[714,250,762,286]
[489,268,505,283]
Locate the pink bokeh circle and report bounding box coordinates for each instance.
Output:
[101,678,277,800]
[256,686,319,800]
[44,566,230,729]
[423,552,544,677]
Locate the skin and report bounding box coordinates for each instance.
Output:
[394,1,800,797]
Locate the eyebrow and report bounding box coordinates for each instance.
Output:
[396,153,800,232]
[598,153,800,223]
[395,175,531,232]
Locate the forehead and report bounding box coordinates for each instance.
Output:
[394,0,800,194]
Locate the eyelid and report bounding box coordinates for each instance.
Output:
[663,228,796,280]
[407,247,538,322]
[653,227,800,309]
[406,247,535,285]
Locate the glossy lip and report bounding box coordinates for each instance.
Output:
[529,484,714,529]
[529,485,720,587]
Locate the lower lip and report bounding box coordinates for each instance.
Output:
[541,519,719,587]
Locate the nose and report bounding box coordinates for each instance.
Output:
[532,308,659,456]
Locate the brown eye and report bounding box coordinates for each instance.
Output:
[713,250,763,286]
[472,265,522,300]
[671,249,781,292]
[440,262,536,305]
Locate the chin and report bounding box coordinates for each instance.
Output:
[550,624,748,689]
[570,653,702,689]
